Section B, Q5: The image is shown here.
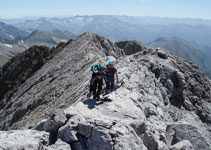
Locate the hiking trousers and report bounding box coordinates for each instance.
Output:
[91,78,103,97]
[106,77,115,91]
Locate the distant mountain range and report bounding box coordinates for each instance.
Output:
[0,42,26,67]
[0,22,76,66]
[2,16,211,26]
[19,29,75,47]
[147,37,211,78]
[2,15,211,48]
[0,22,29,43]
[0,16,211,78]
[0,33,210,149]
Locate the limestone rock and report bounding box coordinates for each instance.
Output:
[57,122,78,143]
[166,124,210,150]
[170,140,193,150]
[46,139,71,150]
[0,33,124,130]
[36,109,67,132]
[115,40,145,55]
[157,50,168,59]
[0,130,49,150]
[0,33,210,149]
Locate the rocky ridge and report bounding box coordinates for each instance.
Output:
[0,41,68,101]
[0,33,210,150]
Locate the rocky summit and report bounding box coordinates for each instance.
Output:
[0,33,211,150]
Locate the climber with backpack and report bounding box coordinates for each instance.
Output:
[104,62,118,94]
[87,71,105,100]
[88,64,106,100]
[90,64,104,80]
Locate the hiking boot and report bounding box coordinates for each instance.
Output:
[96,95,101,101]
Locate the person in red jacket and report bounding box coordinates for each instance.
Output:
[104,62,118,94]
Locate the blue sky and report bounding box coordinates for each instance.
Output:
[0,0,211,19]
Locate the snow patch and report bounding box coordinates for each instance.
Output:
[6,34,15,39]
[3,44,13,48]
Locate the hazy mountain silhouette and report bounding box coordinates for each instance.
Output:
[147,37,211,78]
[0,22,29,42]
[7,15,211,48]
[0,22,76,66]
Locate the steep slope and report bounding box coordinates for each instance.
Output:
[147,37,211,78]
[0,54,9,66]
[0,33,124,130]
[0,33,210,150]
[0,42,27,66]
[0,42,68,102]
[0,22,29,42]
[0,29,76,67]
[0,22,30,66]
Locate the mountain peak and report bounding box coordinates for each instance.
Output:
[154,37,167,42]
[75,32,124,57]
[0,33,210,149]
[115,40,146,55]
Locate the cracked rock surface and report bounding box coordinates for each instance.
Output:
[0,33,211,150]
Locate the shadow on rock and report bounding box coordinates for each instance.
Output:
[83,99,97,109]
[83,99,107,109]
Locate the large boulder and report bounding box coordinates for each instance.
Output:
[0,129,72,150]
[36,109,67,132]
[170,140,193,150]
[166,124,210,150]
[46,139,71,150]
[0,130,49,150]
[115,40,145,55]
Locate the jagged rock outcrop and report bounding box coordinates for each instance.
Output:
[169,140,193,150]
[0,130,49,149]
[166,124,209,150]
[0,33,210,150]
[0,129,71,149]
[115,40,146,55]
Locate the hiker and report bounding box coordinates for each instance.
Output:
[104,62,118,93]
[87,71,104,100]
[90,64,104,81]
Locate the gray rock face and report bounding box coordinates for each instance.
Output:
[47,139,71,150]
[170,140,193,150]
[0,130,49,150]
[166,124,210,150]
[0,33,211,149]
[115,40,146,55]
[0,32,124,130]
[0,130,72,150]
[157,49,168,59]
[36,109,67,132]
